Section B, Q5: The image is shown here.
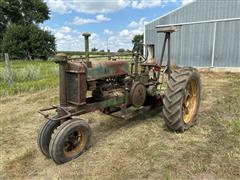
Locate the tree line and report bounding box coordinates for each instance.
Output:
[91,34,144,54]
[91,48,132,53]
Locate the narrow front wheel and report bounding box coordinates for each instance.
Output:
[37,119,61,158]
[49,119,91,164]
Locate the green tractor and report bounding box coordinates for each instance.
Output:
[37,27,201,164]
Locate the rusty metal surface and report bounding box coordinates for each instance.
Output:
[38,105,71,121]
[157,26,177,33]
[130,82,147,108]
[66,73,78,103]
[88,60,129,80]
[58,61,67,106]
[82,33,91,61]
[63,128,87,158]
[67,62,87,73]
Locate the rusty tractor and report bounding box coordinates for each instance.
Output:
[37,27,201,164]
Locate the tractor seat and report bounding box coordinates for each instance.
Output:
[156,26,177,33]
[141,62,159,67]
[141,60,167,67]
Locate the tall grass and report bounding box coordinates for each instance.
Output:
[0,60,59,96]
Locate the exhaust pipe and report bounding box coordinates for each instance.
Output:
[82,32,91,62]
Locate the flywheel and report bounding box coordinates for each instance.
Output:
[130,82,147,108]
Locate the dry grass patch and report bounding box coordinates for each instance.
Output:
[0,72,240,179]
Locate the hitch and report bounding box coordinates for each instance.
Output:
[38,105,72,121]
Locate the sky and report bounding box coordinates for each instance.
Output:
[42,0,194,52]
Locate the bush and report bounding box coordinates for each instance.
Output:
[2,24,55,60]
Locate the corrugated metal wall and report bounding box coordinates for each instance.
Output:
[145,0,240,67]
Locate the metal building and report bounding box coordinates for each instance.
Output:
[144,0,240,68]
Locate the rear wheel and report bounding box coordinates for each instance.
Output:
[49,119,91,164]
[37,118,61,158]
[163,67,201,132]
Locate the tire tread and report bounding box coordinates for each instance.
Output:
[162,67,201,132]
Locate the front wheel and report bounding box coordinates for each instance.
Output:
[163,67,201,132]
[49,119,91,164]
[37,118,61,158]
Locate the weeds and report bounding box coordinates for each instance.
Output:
[0,60,58,96]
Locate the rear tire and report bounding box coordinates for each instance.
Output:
[163,67,201,132]
[37,119,61,158]
[49,119,91,164]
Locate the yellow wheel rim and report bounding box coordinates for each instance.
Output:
[63,129,86,157]
[182,79,198,123]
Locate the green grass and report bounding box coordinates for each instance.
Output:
[0,60,58,96]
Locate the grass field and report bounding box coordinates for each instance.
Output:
[0,62,240,179]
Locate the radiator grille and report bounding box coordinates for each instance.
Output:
[66,72,78,103]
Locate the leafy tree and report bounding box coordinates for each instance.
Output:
[0,0,54,59]
[0,0,49,39]
[0,0,21,37]
[29,25,55,59]
[91,48,98,52]
[118,48,125,53]
[2,24,55,59]
[0,0,49,26]
[132,34,143,55]
[2,24,28,59]
[0,0,8,53]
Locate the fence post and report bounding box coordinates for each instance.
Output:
[211,22,217,68]
[4,53,13,85]
[107,49,111,60]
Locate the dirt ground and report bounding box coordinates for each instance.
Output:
[0,72,240,180]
